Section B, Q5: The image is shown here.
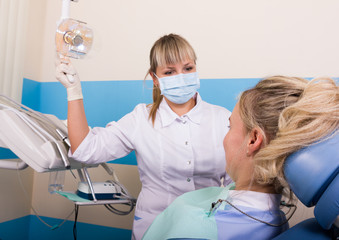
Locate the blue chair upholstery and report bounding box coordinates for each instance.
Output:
[273,133,339,240]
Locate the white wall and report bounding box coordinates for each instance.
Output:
[29,0,339,83]
[0,167,34,222]
[23,0,47,82]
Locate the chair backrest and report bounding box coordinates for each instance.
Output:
[284,132,339,230]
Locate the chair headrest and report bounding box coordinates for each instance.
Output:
[284,133,339,229]
[284,133,339,207]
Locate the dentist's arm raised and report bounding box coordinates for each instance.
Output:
[55,58,89,153]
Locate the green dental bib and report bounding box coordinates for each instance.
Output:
[143,183,235,240]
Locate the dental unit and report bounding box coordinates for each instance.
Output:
[0,0,135,217]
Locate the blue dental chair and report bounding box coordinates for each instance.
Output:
[274,133,339,240]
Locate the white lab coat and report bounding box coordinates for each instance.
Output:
[70,93,232,239]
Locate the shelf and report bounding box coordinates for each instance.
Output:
[75,199,131,206]
[57,191,132,206]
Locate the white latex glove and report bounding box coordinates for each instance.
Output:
[55,57,83,101]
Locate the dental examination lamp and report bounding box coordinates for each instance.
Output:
[55,0,93,82]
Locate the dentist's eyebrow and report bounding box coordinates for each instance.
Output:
[163,66,176,70]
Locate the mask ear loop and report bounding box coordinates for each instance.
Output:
[142,72,158,91]
[152,73,160,88]
[153,72,159,79]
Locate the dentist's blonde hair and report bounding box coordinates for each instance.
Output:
[146,34,197,125]
[238,76,339,196]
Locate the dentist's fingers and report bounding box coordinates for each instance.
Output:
[58,62,77,75]
[55,54,71,66]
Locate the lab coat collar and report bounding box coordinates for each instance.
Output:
[159,92,203,128]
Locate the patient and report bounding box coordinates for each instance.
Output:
[142,76,339,240]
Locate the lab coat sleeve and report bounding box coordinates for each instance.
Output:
[69,104,143,164]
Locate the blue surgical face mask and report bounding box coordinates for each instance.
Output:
[154,72,200,104]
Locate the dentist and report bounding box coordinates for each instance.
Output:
[55,33,232,240]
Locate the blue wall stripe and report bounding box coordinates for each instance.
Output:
[199,78,259,110]
[0,78,260,164]
[0,215,132,240]
[21,78,260,125]
[22,79,41,111]
[0,147,17,159]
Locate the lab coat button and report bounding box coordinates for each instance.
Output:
[187,178,191,182]
[187,161,191,165]
[185,141,188,145]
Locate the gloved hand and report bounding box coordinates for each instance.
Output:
[55,57,83,101]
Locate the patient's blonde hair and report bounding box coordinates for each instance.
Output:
[146,34,197,125]
[239,76,339,196]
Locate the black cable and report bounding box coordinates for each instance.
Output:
[102,179,136,215]
[104,199,136,215]
[73,204,79,240]
[223,199,297,227]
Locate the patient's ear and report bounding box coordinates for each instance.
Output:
[247,128,264,156]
